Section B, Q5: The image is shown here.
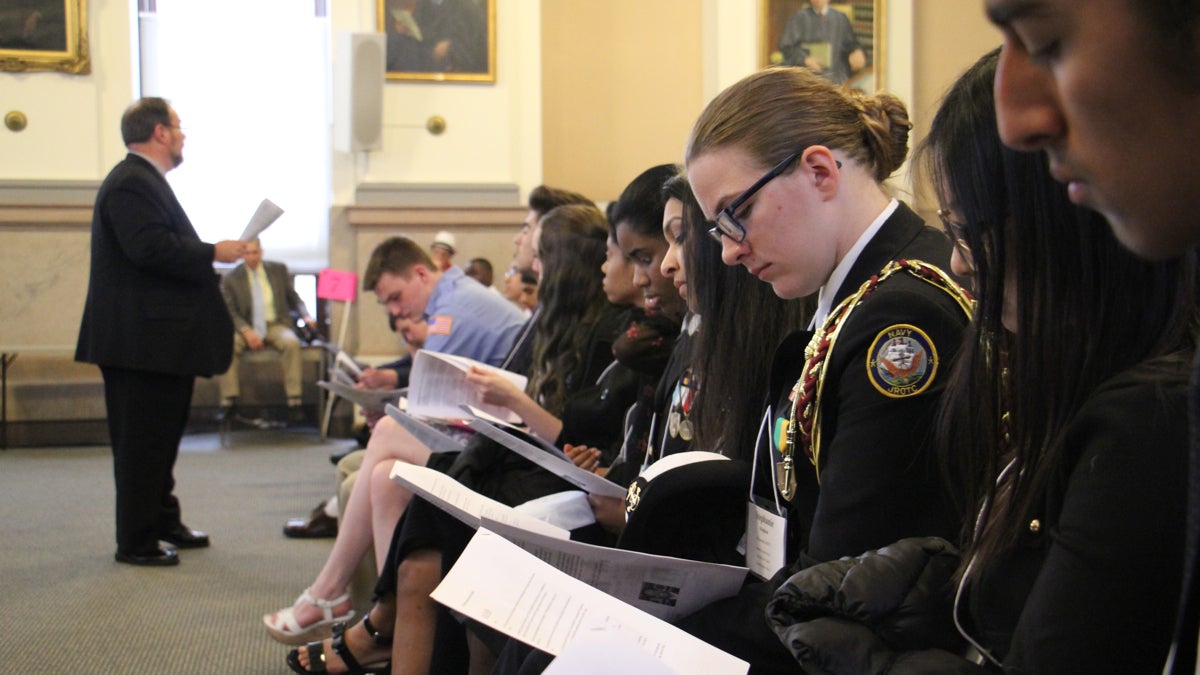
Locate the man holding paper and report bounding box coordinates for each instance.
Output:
[76,97,245,567]
[217,237,316,416]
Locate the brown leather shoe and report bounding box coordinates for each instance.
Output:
[283,510,338,539]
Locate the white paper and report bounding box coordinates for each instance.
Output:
[745,501,788,581]
[239,198,284,241]
[407,349,527,423]
[512,491,597,531]
[461,405,568,459]
[317,380,404,413]
[544,629,682,675]
[330,369,358,387]
[483,519,748,622]
[387,462,569,540]
[432,529,749,675]
[385,403,469,455]
[334,350,364,377]
[463,407,627,499]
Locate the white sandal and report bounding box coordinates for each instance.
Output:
[263,588,355,645]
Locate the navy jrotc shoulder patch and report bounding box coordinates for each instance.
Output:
[866,324,938,398]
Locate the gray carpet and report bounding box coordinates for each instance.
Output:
[0,429,359,673]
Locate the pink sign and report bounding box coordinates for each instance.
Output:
[317,269,358,302]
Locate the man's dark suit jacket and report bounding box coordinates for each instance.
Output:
[221,260,309,334]
[75,153,233,377]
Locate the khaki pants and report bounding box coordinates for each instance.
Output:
[217,323,303,401]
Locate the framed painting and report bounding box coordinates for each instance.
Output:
[377,0,495,83]
[0,0,90,74]
[761,0,884,92]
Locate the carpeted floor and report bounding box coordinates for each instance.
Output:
[0,428,360,673]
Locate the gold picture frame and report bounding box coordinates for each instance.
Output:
[760,0,884,92]
[0,0,90,74]
[377,0,496,83]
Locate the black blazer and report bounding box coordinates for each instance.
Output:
[75,154,233,377]
[790,201,969,564]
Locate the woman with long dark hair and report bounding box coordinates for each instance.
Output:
[767,48,1198,673]
[931,49,1196,672]
[285,200,665,674]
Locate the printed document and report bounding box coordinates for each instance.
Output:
[483,519,748,622]
[408,350,527,423]
[431,529,749,674]
[387,462,568,539]
[462,406,627,499]
[239,198,284,241]
[317,380,404,413]
[385,403,469,454]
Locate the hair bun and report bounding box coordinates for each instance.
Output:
[848,89,913,180]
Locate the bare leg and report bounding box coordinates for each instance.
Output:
[292,598,397,673]
[368,460,426,569]
[266,417,432,636]
[467,629,498,675]
[391,549,441,674]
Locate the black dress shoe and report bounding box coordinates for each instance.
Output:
[160,526,210,549]
[115,547,179,566]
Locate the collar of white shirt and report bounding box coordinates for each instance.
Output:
[809,198,899,329]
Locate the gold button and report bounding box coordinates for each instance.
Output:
[1029,519,1041,533]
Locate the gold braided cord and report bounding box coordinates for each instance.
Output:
[779,259,974,496]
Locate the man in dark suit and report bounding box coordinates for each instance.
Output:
[76,97,246,567]
[218,238,316,414]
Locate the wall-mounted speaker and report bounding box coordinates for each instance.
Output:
[333,32,385,153]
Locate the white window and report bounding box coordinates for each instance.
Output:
[138,0,331,270]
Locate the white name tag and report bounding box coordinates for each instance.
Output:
[745,500,787,581]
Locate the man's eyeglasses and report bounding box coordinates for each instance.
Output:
[707,150,840,243]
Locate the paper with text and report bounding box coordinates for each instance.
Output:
[385,404,469,454]
[239,198,284,241]
[408,350,527,423]
[512,491,597,531]
[334,350,364,377]
[318,380,404,413]
[461,405,568,459]
[544,629,682,675]
[387,462,569,539]
[463,406,626,499]
[432,529,749,675]
[483,519,748,622]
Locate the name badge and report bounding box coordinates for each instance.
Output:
[745,500,787,581]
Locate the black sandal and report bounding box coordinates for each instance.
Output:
[285,614,392,674]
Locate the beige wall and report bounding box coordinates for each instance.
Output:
[1,0,1002,357]
[541,0,704,202]
[908,1,1002,210]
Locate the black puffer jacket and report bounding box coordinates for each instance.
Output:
[766,537,982,674]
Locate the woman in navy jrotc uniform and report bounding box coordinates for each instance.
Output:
[680,66,973,671]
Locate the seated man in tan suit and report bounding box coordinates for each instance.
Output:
[218,238,315,416]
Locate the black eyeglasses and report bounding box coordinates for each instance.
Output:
[936,208,969,249]
[707,150,840,243]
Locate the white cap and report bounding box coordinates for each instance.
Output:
[432,231,456,253]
